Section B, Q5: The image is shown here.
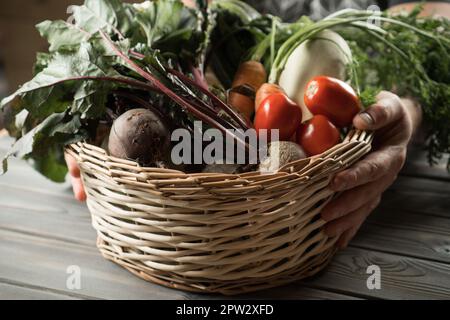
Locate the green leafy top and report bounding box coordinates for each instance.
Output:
[1,1,449,183]
[1,0,257,181]
[0,0,212,181]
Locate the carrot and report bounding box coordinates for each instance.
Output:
[228,61,267,120]
[255,83,284,112]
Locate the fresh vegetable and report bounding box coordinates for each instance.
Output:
[304,76,361,128]
[263,7,449,167]
[208,0,270,88]
[0,0,253,180]
[1,1,449,179]
[258,141,306,172]
[255,83,284,112]
[276,30,352,120]
[108,108,171,166]
[297,115,340,156]
[228,60,267,119]
[254,93,302,141]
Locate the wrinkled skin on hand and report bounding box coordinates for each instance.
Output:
[321,91,416,248]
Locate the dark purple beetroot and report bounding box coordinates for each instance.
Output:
[108,108,171,166]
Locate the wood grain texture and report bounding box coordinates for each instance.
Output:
[305,247,450,299]
[0,228,192,300]
[0,228,359,300]
[380,187,450,218]
[347,175,450,267]
[0,282,79,300]
[242,285,360,300]
[353,208,450,263]
[2,224,449,299]
[390,176,450,196]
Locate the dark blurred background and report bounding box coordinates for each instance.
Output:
[0,0,139,129]
[0,1,84,131]
[0,0,383,101]
[0,1,84,95]
[0,0,440,129]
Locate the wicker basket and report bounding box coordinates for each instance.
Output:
[66,129,372,295]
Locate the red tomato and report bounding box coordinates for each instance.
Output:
[297,115,341,156]
[304,76,361,128]
[254,93,302,141]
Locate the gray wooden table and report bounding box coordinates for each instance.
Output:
[0,132,449,300]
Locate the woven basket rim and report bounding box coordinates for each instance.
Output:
[66,129,373,179]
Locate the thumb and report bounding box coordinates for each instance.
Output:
[353,91,404,130]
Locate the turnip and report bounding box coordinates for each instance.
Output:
[277,30,352,122]
[108,108,171,166]
[258,141,306,173]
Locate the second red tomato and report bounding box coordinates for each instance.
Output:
[254,93,302,141]
[297,115,341,156]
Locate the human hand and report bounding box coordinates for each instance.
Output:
[321,91,417,248]
[65,152,86,202]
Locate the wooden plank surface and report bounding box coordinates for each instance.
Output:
[0,228,357,300]
[305,247,450,299]
[0,282,79,300]
[0,134,449,300]
[380,186,450,219]
[0,228,191,300]
[354,207,450,263]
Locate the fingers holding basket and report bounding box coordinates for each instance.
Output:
[321,168,395,247]
[330,145,406,192]
[322,170,395,223]
[64,152,86,202]
[323,196,382,248]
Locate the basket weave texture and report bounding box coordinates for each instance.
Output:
[67,129,372,295]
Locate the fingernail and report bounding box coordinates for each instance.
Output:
[358,111,374,125]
